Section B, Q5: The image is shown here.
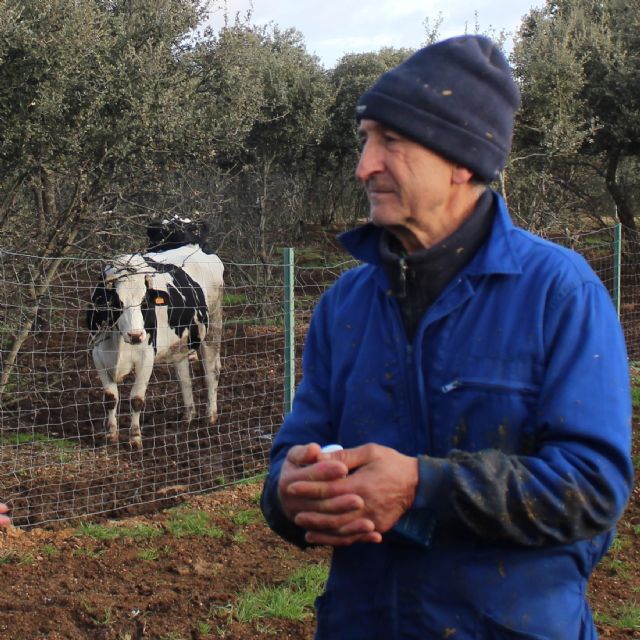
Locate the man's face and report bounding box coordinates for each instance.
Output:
[356,119,457,246]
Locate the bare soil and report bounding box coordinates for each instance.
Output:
[0,426,637,639]
[0,481,331,640]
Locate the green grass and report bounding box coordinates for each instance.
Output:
[594,601,640,630]
[75,521,162,541]
[632,384,640,410]
[82,601,113,627]
[137,547,162,561]
[41,544,60,557]
[165,508,224,538]
[235,563,328,622]
[0,432,78,462]
[0,550,35,565]
[223,293,249,306]
[630,371,640,409]
[73,547,105,558]
[230,508,262,527]
[0,432,76,451]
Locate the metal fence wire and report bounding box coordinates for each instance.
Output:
[0,224,638,528]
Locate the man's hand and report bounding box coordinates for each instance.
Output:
[277,444,380,546]
[0,503,10,528]
[292,444,418,545]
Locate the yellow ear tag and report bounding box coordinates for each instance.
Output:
[155,296,166,305]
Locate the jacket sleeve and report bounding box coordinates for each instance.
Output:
[260,291,336,548]
[414,279,634,546]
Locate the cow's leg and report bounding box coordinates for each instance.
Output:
[129,351,154,450]
[92,347,120,444]
[174,357,195,423]
[199,338,221,425]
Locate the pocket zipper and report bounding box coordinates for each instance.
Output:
[441,379,538,395]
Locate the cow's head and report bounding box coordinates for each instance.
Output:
[87,256,164,345]
[146,215,208,252]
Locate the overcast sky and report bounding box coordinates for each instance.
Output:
[206,0,547,68]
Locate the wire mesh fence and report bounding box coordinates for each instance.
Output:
[0,224,638,528]
[0,249,353,528]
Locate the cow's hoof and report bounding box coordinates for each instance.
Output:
[209,413,218,425]
[107,433,119,445]
[130,437,143,450]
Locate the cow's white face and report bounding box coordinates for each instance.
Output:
[101,257,155,345]
[113,273,148,344]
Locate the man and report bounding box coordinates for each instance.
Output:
[261,35,633,639]
[0,503,9,527]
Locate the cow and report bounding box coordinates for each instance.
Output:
[87,217,224,449]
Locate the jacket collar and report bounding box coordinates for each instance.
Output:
[339,190,522,278]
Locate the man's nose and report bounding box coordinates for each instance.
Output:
[355,140,383,182]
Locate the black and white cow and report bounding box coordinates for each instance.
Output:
[87,218,224,449]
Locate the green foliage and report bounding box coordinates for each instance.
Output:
[510,0,640,231]
[0,0,212,257]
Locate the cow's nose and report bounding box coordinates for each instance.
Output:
[127,330,145,344]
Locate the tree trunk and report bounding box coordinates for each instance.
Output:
[606,150,636,231]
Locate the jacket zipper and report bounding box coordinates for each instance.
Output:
[398,257,408,298]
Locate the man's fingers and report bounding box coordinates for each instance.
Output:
[287,475,352,499]
[291,493,364,517]
[294,504,370,531]
[318,443,377,472]
[282,457,349,485]
[286,443,322,466]
[304,530,382,546]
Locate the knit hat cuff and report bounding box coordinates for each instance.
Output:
[359,90,507,182]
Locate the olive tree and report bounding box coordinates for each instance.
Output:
[509,0,640,231]
[0,0,219,393]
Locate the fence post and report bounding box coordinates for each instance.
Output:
[283,248,295,415]
[613,223,622,318]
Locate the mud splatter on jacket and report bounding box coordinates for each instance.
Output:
[261,192,633,640]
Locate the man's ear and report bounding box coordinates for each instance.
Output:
[452,165,474,185]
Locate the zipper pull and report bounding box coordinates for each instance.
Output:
[441,380,460,393]
[398,257,408,297]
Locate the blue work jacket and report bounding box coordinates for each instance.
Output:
[261,193,633,639]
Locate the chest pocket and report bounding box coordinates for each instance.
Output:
[429,355,542,457]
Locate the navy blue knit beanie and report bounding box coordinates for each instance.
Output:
[355,35,521,183]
